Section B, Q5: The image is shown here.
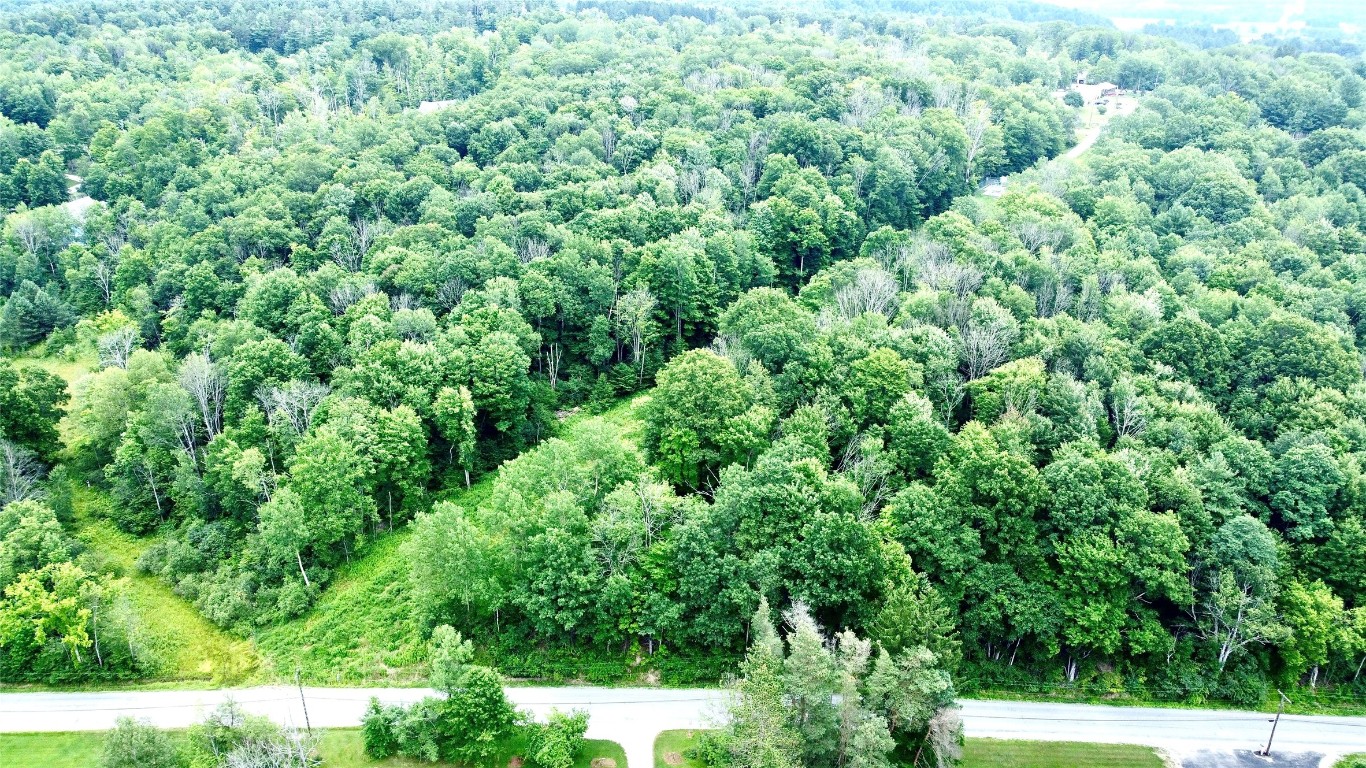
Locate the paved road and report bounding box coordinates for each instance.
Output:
[2,688,1363,767]
[0,686,726,768]
[956,700,1364,764]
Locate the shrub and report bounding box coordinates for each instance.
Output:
[101,717,182,768]
[363,663,520,765]
[361,697,401,760]
[530,709,589,768]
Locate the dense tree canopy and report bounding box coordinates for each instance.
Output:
[0,0,1364,712]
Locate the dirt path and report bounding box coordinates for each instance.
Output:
[1064,119,1105,160]
[1064,95,1137,161]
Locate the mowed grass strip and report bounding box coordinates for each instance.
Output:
[652,731,1164,768]
[962,738,1165,768]
[0,729,627,768]
[0,731,105,768]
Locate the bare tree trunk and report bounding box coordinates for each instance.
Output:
[91,597,104,667]
[147,467,163,518]
[296,548,311,588]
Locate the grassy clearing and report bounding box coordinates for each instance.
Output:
[254,496,465,685]
[0,730,626,768]
[67,485,259,686]
[961,739,1164,768]
[653,730,706,768]
[257,398,647,685]
[9,348,96,390]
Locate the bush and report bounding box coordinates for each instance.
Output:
[443,666,518,764]
[393,697,445,762]
[101,717,182,768]
[363,663,520,765]
[185,701,318,768]
[692,730,732,767]
[530,709,589,768]
[1212,664,1270,707]
[362,697,401,760]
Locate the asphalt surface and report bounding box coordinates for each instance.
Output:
[0,686,725,768]
[1179,750,1328,768]
[2,688,1364,767]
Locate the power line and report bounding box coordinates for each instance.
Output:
[1284,717,1366,729]
[3,694,1362,725]
[305,694,725,704]
[964,713,1270,724]
[0,697,294,713]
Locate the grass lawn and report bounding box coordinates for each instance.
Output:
[0,731,105,768]
[653,729,707,768]
[320,729,627,768]
[961,739,1164,768]
[0,729,627,768]
[653,731,1163,768]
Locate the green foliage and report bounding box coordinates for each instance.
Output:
[4,0,1366,703]
[529,709,589,768]
[0,490,161,683]
[100,718,182,768]
[0,280,75,348]
[870,575,962,671]
[643,349,771,490]
[428,623,475,696]
[0,358,67,460]
[714,599,961,768]
[362,659,519,766]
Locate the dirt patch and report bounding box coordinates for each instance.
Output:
[663,752,685,766]
[591,758,617,768]
[508,757,524,768]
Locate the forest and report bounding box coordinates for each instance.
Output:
[0,0,1364,734]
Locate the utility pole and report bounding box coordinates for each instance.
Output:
[1257,690,1291,756]
[296,667,313,736]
